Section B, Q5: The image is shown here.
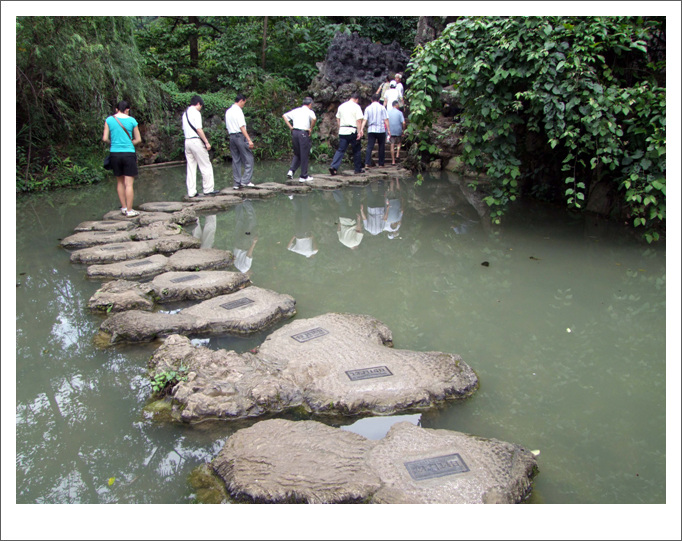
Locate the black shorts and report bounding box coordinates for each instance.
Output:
[110,152,138,177]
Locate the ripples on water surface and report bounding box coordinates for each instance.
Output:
[10,162,674,527]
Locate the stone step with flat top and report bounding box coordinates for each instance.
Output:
[209,419,538,504]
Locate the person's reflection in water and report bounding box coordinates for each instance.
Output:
[383,178,404,240]
[233,200,258,276]
[287,194,318,258]
[361,180,387,236]
[191,214,217,248]
[333,188,364,250]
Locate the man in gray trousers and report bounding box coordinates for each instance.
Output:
[225,93,255,189]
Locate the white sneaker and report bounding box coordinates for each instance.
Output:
[244,182,255,187]
[286,170,293,179]
[298,176,313,182]
[121,207,127,215]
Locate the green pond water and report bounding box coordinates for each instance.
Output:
[12,161,669,507]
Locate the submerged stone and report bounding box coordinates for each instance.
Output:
[148,313,478,422]
[211,419,538,504]
[98,286,296,344]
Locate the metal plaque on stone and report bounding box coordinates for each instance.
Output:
[346,366,394,381]
[220,297,254,311]
[291,327,329,343]
[93,232,116,236]
[170,275,201,283]
[100,221,117,225]
[101,245,125,251]
[125,260,154,268]
[404,453,470,481]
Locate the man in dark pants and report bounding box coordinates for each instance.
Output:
[224,93,255,189]
[329,92,365,176]
[362,93,390,168]
[282,97,317,182]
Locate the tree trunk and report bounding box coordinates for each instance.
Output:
[189,16,200,89]
[261,16,268,70]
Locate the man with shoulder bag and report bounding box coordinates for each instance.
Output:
[183,95,219,198]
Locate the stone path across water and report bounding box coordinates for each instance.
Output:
[210,419,538,504]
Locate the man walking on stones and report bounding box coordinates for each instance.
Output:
[225,93,255,190]
[282,97,317,182]
[329,92,365,176]
[182,95,218,198]
[362,94,390,168]
[388,100,406,164]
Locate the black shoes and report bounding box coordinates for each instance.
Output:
[329,167,338,176]
[203,190,220,196]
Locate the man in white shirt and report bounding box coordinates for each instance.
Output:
[329,92,365,175]
[225,93,255,190]
[384,81,401,111]
[394,73,404,101]
[182,95,217,197]
[362,93,390,167]
[282,97,317,182]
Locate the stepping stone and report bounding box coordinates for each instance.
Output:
[73,220,135,232]
[86,254,170,281]
[88,279,155,313]
[70,234,201,265]
[138,201,185,213]
[97,286,296,344]
[151,270,250,303]
[129,222,185,241]
[209,419,538,504]
[138,207,198,227]
[256,182,312,195]
[60,230,133,249]
[183,195,243,212]
[147,313,478,422]
[286,178,348,190]
[166,248,234,272]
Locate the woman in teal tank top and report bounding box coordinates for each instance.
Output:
[102,101,142,217]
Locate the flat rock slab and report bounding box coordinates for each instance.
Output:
[61,230,133,249]
[148,313,478,422]
[166,248,234,272]
[137,208,198,227]
[138,201,185,213]
[151,270,250,303]
[256,182,312,194]
[211,419,538,504]
[88,279,155,313]
[86,254,170,280]
[98,286,296,344]
[70,234,201,265]
[74,220,135,232]
[183,195,243,211]
[286,178,348,190]
[129,222,185,241]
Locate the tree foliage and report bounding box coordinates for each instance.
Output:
[406,16,666,241]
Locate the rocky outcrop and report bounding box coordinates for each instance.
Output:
[147,313,478,423]
[210,419,538,504]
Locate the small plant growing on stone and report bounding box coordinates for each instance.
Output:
[150,365,188,397]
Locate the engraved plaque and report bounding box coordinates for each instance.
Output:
[170,274,200,283]
[101,245,125,251]
[291,327,329,343]
[220,297,254,311]
[94,232,116,236]
[404,454,470,481]
[346,366,393,381]
[125,260,154,268]
[100,221,117,225]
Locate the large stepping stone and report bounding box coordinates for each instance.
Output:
[137,207,198,227]
[129,222,186,241]
[60,230,133,249]
[148,313,478,422]
[210,419,538,504]
[286,177,348,190]
[86,254,170,280]
[151,270,250,303]
[97,286,296,344]
[73,220,135,232]
[70,235,202,264]
[256,182,311,195]
[166,248,234,272]
[138,201,185,213]
[85,248,235,281]
[182,195,243,211]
